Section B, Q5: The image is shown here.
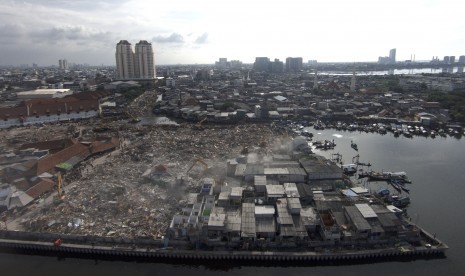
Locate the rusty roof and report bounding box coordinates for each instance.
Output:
[25,178,55,199]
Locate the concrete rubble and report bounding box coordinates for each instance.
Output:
[1,120,276,239]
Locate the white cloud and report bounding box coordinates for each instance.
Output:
[0,0,464,65]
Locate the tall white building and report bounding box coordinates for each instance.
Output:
[58,59,68,70]
[115,40,135,80]
[134,40,156,79]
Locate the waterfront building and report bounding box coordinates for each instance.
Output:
[378,49,396,64]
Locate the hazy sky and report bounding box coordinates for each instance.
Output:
[0,0,464,66]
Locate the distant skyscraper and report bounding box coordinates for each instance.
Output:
[134,40,156,79]
[115,40,135,79]
[449,56,455,64]
[270,59,284,73]
[459,56,465,64]
[285,57,303,72]
[58,59,68,70]
[215,58,229,69]
[350,70,356,92]
[253,57,271,72]
[313,70,318,90]
[389,48,396,63]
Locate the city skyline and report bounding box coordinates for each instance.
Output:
[0,0,464,66]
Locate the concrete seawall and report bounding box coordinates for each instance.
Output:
[0,230,447,263]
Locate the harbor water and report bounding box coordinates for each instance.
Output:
[1,129,465,275]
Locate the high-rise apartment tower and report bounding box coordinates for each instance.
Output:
[389,48,396,63]
[115,40,135,79]
[134,40,156,79]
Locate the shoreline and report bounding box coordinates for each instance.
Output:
[0,227,448,264]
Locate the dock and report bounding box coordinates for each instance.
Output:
[0,229,448,263]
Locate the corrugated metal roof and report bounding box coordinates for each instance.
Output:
[276,199,293,225]
[355,203,378,218]
[226,210,241,232]
[256,217,276,233]
[208,213,226,228]
[264,168,288,175]
[286,197,302,210]
[241,203,256,238]
[254,175,267,186]
[266,185,285,196]
[351,187,369,194]
[255,205,275,216]
[345,206,372,231]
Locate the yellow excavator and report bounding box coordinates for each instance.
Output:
[179,158,209,185]
[54,174,65,203]
[125,111,140,124]
[186,158,209,176]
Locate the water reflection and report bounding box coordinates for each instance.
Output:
[319,67,461,75]
[138,116,178,126]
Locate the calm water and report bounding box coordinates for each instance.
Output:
[1,129,465,275]
[319,66,464,75]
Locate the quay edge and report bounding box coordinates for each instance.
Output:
[0,230,448,264]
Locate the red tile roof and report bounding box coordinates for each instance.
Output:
[36,142,90,175]
[19,138,77,153]
[25,178,55,199]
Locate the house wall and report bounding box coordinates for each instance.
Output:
[0,111,98,128]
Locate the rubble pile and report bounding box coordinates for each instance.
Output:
[0,124,74,149]
[127,90,159,118]
[17,123,276,238]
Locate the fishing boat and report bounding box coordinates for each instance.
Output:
[377,188,390,197]
[390,180,402,193]
[391,179,410,193]
[351,140,358,151]
[393,196,411,208]
[366,171,411,183]
[342,164,357,175]
[313,140,336,150]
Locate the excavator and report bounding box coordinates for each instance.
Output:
[186,158,209,176]
[125,111,140,124]
[193,117,207,130]
[179,158,209,186]
[53,174,65,203]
